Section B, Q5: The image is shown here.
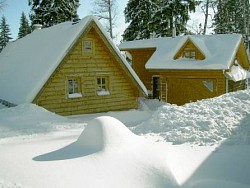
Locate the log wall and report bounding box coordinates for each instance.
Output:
[34,25,138,115]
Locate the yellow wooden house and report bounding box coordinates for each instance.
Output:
[119,34,250,105]
[0,16,147,115]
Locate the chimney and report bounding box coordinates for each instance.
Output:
[32,24,43,31]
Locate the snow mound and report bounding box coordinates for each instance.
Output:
[76,116,139,151]
[0,104,82,139]
[134,90,250,145]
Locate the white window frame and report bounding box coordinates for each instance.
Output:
[183,50,196,59]
[96,77,110,96]
[83,40,93,53]
[67,78,82,98]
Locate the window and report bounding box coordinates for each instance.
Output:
[97,77,110,96]
[203,80,214,92]
[83,40,93,53]
[67,78,82,98]
[183,50,196,59]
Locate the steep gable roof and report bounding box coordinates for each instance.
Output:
[0,16,147,104]
[119,34,248,70]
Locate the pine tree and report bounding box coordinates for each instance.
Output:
[214,0,250,50]
[123,0,197,41]
[18,12,31,39]
[123,0,157,41]
[29,0,80,27]
[150,0,196,37]
[0,16,12,52]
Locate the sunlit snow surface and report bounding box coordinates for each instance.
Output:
[0,90,250,188]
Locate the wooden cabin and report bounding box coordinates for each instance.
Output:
[119,34,250,105]
[0,16,147,115]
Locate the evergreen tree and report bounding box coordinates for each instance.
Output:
[150,0,196,37]
[123,0,157,41]
[18,12,31,39]
[29,0,80,27]
[214,0,250,47]
[0,15,12,52]
[123,0,197,41]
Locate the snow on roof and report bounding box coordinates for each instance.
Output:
[225,63,250,82]
[119,34,243,70]
[0,16,147,104]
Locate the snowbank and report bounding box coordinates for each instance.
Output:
[0,104,83,139]
[0,91,250,187]
[0,116,178,188]
[134,90,250,145]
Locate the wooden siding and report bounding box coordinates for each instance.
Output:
[228,80,247,92]
[152,70,226,105]
[33,25,138,115]
[126,48,228,105]
[129,49,156,93]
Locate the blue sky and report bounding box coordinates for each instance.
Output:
[0,0,128,41]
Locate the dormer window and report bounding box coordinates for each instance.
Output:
[183,50,196,59]
[173,39,205,60]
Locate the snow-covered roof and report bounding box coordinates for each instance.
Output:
[225,64,250,82]
[119,34,244,70]
[0,16,147,104]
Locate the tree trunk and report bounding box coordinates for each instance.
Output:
[203,0,209,35]
[108,0,113,39]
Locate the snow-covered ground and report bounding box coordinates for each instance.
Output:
[0,90,250,188]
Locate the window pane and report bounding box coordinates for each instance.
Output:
[203,80,213,92]
[97,78,101,85]
[84,40,92,52]
[68,80,73,94]
[97,77,107,92]
[68,79,79,94]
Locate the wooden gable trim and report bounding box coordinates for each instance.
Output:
[91,22,146,96]
[173,38,206,60]
[32,21,94,104]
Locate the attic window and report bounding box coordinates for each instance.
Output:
[183,50,196,59]
[67,78,82,98]
[83,40,93,53]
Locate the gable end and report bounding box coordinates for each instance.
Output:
[174,39,205,60]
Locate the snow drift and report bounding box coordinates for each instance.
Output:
[30,116,178,187]
[0,90,250,187]
[0,104,83,139]
[134,90,250,145]
[76,116,139,151]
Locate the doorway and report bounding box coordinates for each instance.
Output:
[152,76,161,99]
